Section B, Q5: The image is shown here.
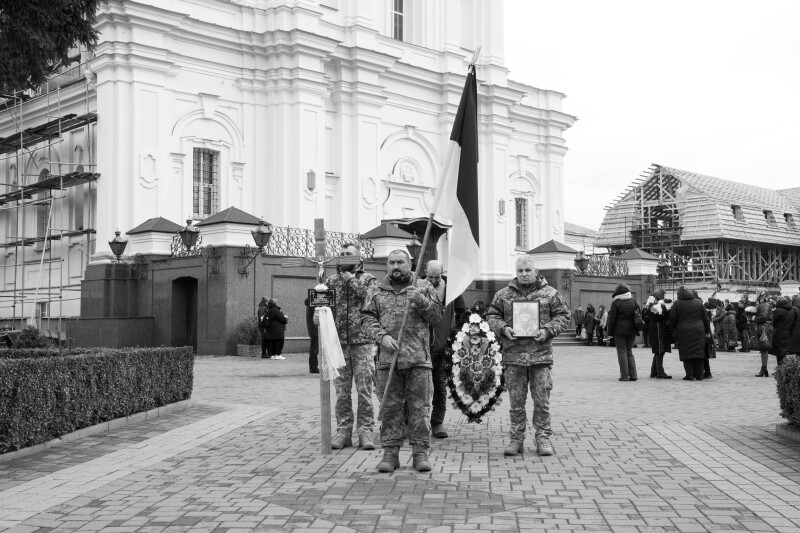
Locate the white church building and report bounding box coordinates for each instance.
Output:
[0,0,576,323]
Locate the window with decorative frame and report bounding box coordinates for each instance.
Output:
[515,198,529,250]
[193,148,219,219]
[391,0,404,41]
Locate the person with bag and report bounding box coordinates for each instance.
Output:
[607,283,639,381]
[668,286,711,381]
[754,290,775,377]
[769,295,794,367]
[787,294,800,356]
[582,304,596,346]
[644,289,672,379]
[721,305,738,351]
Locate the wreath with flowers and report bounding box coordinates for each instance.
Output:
[446,304,506,424]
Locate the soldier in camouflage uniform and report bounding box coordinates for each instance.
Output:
[487,255,570,457]
[319,242,378,450]
[361,249,444,473]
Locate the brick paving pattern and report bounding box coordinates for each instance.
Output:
[1,347,799,532]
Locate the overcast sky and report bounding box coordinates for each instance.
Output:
[504,0,800,231]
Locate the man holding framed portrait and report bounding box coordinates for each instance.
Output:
[486,254,570,457]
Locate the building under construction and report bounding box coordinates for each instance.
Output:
[596,164,800,291]
[0,47,97,333]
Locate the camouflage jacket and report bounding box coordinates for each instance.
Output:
[360,276,444,369]
[325,268,376,345]
[486,276,570,366]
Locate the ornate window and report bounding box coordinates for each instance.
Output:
[193,148,219,219]
[515,198,529,250]
[391,0,404,41]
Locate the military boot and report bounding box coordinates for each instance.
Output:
[377,448,400,473]
[536,435,554,456]
[359,432,375,451]
[503,440,524,456]
[412,446,431,472]
[331,433,352,449]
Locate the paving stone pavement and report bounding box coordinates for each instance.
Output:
[1,346,800,532]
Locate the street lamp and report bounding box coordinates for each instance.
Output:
[108,230,128,262]
[406,232,423,270]
[178,219,200,251]
[238,220,273,276]
[574,251,590,273]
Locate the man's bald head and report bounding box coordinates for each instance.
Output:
[426,260,443,287]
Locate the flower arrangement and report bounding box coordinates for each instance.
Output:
[446,303,505,424]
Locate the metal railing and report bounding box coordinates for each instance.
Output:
[581,253,629,277]
[170,227,374,259]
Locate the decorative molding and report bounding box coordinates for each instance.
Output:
[232,162,244,190]
[170,152,185,184]
[199,93,219,120]
[361,175,379,208]
[390,157,424,185]
[138,149,158,189]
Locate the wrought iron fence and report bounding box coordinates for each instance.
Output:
[171,227,374,259]
[581,254,629,277]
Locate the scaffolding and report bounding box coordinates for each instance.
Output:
[0,51,98,339]
[597,164,800,287]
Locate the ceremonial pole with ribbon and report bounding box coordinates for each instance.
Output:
[378,49,482,420]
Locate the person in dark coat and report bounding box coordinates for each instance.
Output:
[754,290,774,377]
[595,305,607,346]
[721,305,738,351]
[644,288,672,379]
[583,304,596,346]
[304,296,319,373]
[257,297,269,358]
[788,294,800,355]
[668,285,710,381]
[607,283,639,381]
[769,296,794,366]
[264,298,289,359]
[735,296,752,352]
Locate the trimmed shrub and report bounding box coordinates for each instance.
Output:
[13,326,52,348]
[775,355,800,426]
[0,347,194,454]
[233,319,259,345]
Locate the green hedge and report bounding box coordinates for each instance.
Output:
[0,347,194,454]
[775,355,800,426]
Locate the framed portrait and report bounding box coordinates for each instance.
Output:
[512,301,541,338]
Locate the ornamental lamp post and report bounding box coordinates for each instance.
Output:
[108,230,128,262]
[178,219,200,250]
[251,219,273,250]
[574,251,590,273]
[406,232,423,270]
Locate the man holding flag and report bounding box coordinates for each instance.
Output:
[361,57,481,473]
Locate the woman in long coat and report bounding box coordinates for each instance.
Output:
[596,305,607,346]
[264,298,289,360]
[607,283,639,381]
[769,296,794,366]
[644,288,672,379]
[668,285,710,381]
[754,290,775,377]
[788,294,800,356]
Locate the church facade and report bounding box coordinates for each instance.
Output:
[0,0,575,323]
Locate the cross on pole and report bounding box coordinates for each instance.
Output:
[281,219,358,455]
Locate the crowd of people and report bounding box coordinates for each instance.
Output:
[576,287,800,381]
[255,243,800,472]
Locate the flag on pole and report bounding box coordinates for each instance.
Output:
[433,65,480,305]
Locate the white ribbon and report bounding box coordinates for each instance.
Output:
[317,307,345,381]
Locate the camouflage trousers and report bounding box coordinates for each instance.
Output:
[334,344,377,438]
[376,366,432,449]
[505,364,553,443]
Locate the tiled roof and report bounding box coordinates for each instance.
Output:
[127,217,183,235]
[196,207,263,226]
[619,248,660,260]
[362,223,413,239]
[528,240,579,254]
[596,164,800,247]
[564,221,598,236]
